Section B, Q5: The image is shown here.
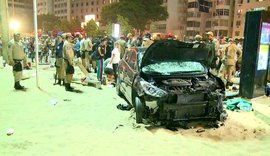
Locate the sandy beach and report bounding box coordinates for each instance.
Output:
[0,65,269,155]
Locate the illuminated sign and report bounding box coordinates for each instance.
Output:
[112,23,120,38]
[260,22,270,44]
[85,14,95,23]
[257,22,270,70]
[257,45,269,70]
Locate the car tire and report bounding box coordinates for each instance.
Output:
[116,77,124,98]
[135,96,144,123]
[218,110,228,122]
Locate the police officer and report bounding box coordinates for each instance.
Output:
[223,38,241,88]
[54,34,65,85]
[63,33,75,91]
[7,32,28,90]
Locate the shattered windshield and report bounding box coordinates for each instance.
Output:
[142,61,206,75]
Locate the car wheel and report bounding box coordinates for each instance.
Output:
[135,96,144,123]
[218,110,228,122]
[116,77,124,98]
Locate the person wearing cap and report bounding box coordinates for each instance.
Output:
[54,34,65,85]
[63,33,75,91]
[7,32,28,90]
[142,33,153,47]
[193,34,203,43]
[221,38,242,88]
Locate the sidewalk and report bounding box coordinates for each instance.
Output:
[0,65,270,155]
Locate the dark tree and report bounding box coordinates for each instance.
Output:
[37,14,60,32]
[100,0,168,31]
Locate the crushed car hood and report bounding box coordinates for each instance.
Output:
[141,40,214,69]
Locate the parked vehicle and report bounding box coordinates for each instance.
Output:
[116,40,227,123]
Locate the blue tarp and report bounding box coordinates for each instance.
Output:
[225,98,253,112]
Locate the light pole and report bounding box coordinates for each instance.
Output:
[12,0,15,17]
[33,0,40,88]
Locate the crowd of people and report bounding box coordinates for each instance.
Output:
[197,32,243,88]
[1,31,243,91]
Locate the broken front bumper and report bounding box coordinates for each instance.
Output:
[144,93,221,121]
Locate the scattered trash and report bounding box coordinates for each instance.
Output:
[6,128,14,136]
[196,128,205,133]
[113,124,124,133]
[48,99,58,106]
[116,103,132,111]
[225,98,253,112]
[131,122,144,129]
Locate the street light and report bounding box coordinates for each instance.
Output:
[10,20,20,31]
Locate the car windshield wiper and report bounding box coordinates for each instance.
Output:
[171,70,203,74]
[146,71,170,75]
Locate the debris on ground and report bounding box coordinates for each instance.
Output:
[113,124,124,133]
[6,128,14,136]
[225,98,253,111]
[196,128,205,133]
[116,103,132,111]
[48,99,58,105]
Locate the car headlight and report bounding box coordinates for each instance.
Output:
[140,80,167,97]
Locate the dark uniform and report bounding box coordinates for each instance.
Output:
[55,36,65,85]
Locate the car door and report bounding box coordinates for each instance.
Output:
[118,50,133,102]
[125,49,138,102]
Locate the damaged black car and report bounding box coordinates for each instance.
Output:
[116,40,227,123]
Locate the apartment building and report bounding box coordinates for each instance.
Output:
[150,0,187,40]
[53,0,71,21]
[70,0,118,23]
[233,0,270,38]
[186,0,211,40]
[185,0,235,39]
[37,0,54,15]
